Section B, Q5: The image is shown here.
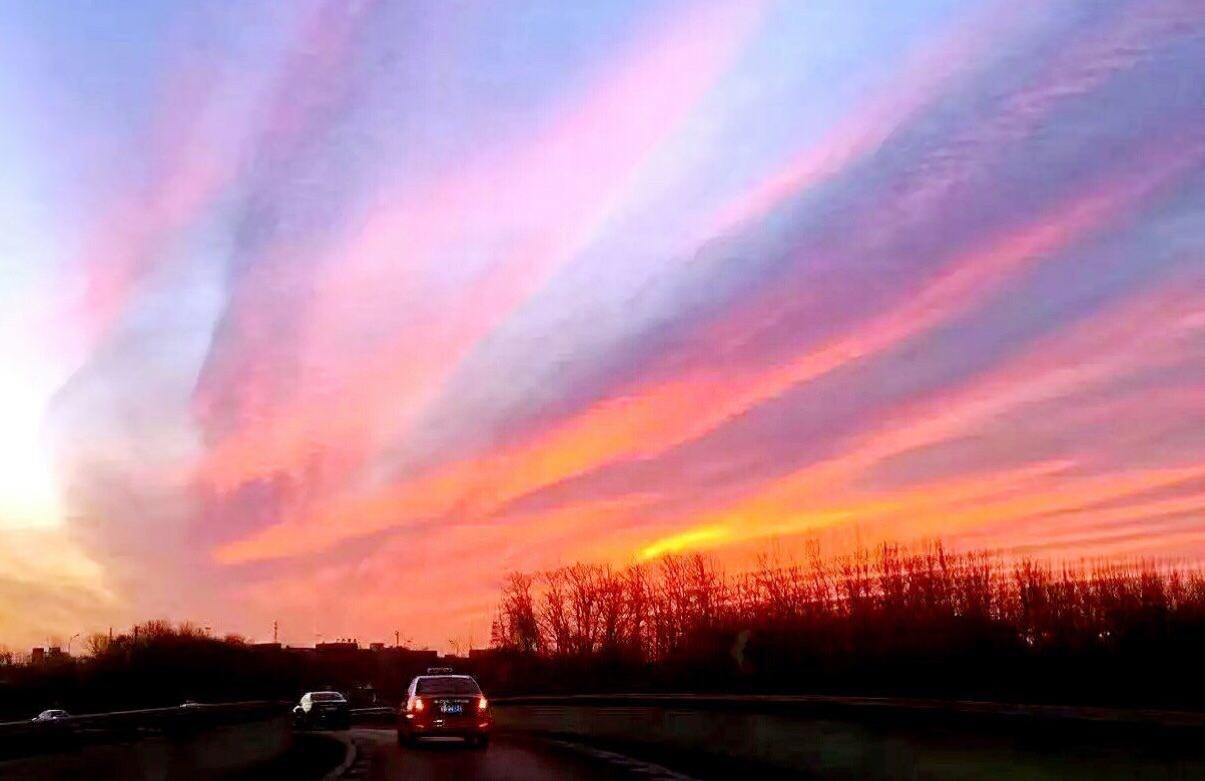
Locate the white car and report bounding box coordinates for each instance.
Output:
[32,709,70,721]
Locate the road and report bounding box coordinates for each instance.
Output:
[347,727,693,780]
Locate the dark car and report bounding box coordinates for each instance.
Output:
[293,691,350,730]
[397,674,491,748]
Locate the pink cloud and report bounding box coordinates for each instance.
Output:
[72,0,379,346]
[195,0,770,497]
[702,1,1031,238]
[211,140,1198,566]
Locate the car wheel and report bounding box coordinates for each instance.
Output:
[473,735,489,750]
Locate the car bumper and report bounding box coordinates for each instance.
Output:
[308,711,350,726]
[399,715,492,738]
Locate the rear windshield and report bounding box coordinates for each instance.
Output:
[311,692,345,702]
[416,677,480,695]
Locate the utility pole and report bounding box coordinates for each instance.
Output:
[395,630,400,648]
[273,621,279,644]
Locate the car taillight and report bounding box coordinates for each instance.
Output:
[478,697,488,711]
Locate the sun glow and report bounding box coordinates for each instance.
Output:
[641,526,732,560]
[0,331,64,531]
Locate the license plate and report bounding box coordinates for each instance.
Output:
[441,703,463,715]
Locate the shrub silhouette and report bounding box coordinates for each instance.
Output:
[487,543,1205,706]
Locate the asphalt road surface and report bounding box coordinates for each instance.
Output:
[348,727,693,780]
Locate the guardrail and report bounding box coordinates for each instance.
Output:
[0,701,285,760]
[487,694,1205,780]
[349,706,395,725]
[489,693,1205,729]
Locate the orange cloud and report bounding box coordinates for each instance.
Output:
[635,277,1205,558]
[230,493,652,648]
[638,460,1205,561]
[211,1,1203,571]
[213,147,1191,565]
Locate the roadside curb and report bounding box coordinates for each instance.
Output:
[539,736,700,781]
[320,733,357,781]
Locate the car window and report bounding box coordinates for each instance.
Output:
[416,677,480,695]
[311,692,344,702]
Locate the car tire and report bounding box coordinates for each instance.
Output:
[473,735,489,750]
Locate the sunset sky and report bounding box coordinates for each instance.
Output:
[1,0,1203,651]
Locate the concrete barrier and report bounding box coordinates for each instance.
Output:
[0,716,295,781]
[491,694,1205,780]
[1,703,285,742]
[349,706,395,725]
[0,701,287,767]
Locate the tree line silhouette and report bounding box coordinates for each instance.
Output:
[0,621,432,720]
[487,543,1205,706]
[4,543,1204,717]
[0,622,288,720]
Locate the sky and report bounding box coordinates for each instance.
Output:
[0,0,1202,652]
